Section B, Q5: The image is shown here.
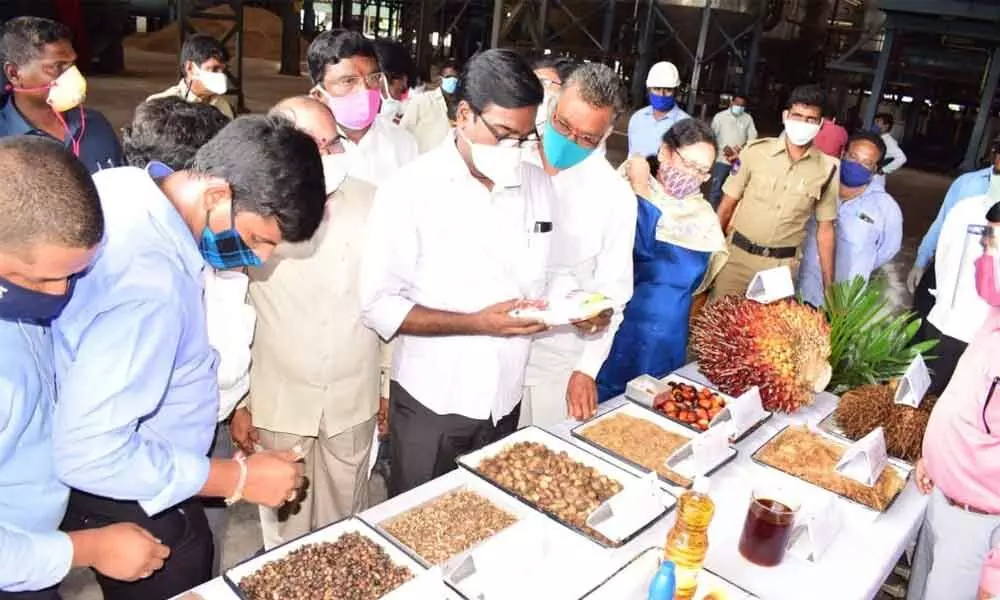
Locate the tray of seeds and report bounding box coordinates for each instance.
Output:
[224,517,438,600]
[457,426,675,548]
[751,425,910,513]
[572,403,737,488]
[374,485,522,566]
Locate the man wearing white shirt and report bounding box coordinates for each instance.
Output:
[307,30,417,186]
[400,59,459,154]
[926,190,1000,395]
[522,63,636,427]
[874,112,906,186]
[360,49,554,496]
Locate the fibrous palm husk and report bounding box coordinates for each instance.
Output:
[835,381,934,461]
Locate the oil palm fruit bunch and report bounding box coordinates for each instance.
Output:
[823,276,938,393]
[691,297,831,412]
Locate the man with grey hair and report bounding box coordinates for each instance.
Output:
[522,62,637,426]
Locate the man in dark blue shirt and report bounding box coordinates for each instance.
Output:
[0,16,122,174]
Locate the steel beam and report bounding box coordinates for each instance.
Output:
[537,0,549,46]
[862,27,895,129]
[740,6,763,96]
[490,0,504,48]
[886,12,1000,44]
[600,0,614,57]
[687,2,712,111]
[630,0,656,103]
[280,0,300,76]
[962,46,1000,170]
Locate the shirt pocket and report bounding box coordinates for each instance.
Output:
[836,214,879,279]
[776,172,825,233]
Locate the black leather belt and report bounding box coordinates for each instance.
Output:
[732,231,797,259]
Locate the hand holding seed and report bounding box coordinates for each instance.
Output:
[242,448,306,508]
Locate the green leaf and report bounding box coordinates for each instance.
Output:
[823,276,941,391]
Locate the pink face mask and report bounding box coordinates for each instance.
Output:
[975,253,1000,306]
[320,87,381,131]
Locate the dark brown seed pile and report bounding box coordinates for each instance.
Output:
[475,441,623,545]
[238,532,413,600]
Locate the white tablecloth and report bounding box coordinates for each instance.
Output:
[177,364,928,600]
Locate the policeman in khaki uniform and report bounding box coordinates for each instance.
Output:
[713,84,839,299]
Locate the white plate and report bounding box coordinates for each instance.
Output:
[224,517,439,599]
[572,402,737,487]
[457,426,675,547]
[582,546,758,600]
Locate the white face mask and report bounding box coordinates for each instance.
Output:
[459,129,523,189]
[47,65,87,112]
[322,153,350,195]
[783,117,821,146]
[535,91,555,131]
[196,67,228,96]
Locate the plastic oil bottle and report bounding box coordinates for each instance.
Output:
[664,477,715,600]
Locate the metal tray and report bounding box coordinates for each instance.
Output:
[581,546,759,599]
[817,408,917,469]
[457,426,675,548]
[224,516,441,600]
[628,373,773,444]
[750,425,911,513]
[571,402,737,488]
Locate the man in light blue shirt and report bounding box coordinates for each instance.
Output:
[799,131,903,307]
[627,61,690,157]
[907,135,1000,294]
[0,137,168,599]
[52,116,324,599]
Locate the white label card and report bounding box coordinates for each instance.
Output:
[691,424,733,474]
[586,471,664,543]
[443,522,548,598]
[787,496,843,561]
[834,427,888,487]
[383,567,448,598]
[711,386,769,439]
[894,354,931,408]
[746,266,795,304]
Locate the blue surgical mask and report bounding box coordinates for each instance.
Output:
[649,92,676,112]
[840,159,874,188]
[541,120,594,170]
[199,210,263,270]
[0,274,76,323]
[871,123,882,134]
[730,105,745,116]
[440,76,458,95]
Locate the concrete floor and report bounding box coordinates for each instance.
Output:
[56,47,952,599]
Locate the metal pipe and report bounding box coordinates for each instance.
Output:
[538,0,549,45]
[600,0,614,57]
[740,4,764,97]
[630,0,655,104]
[687,1,712,111]
[491,0,504,48]
[961,45,1000,170]
[862,27,895,129]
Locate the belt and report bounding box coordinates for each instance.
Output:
[731,231,797,259]
[943,492,997,516]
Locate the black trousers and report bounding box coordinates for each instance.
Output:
[61,491,213,600]
[922,323,968,397]
[388,381,520,498]
[0,588,60,600]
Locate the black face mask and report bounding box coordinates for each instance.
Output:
[0,274,76,324]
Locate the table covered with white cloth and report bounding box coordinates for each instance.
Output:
[176,364,928,600]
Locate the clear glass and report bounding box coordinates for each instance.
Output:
[737,487,800,567]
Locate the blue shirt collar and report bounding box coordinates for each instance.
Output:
[126,166,205,280]
[146,160,175,179]
[0,95,83,137]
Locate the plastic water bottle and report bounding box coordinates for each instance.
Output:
[647,559,677,600]
[665,477,715,600]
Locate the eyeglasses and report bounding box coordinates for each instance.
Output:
[539,77,562,90]
[320,134,345,155]
[550,111,603,149]
[674,150,713,179]
[326,71,385,95]
[843,151,878,172]
[478,113,539,148]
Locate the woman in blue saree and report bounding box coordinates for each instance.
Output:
[597,119,728,401]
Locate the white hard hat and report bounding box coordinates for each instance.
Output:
[646,61,680,89]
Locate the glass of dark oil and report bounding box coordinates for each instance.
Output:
[738,487,800,566]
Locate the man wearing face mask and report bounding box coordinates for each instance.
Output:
[0,137,171,600]
[373,39,415,125]
[308,30,417,186]
[797,131,902,307]
[712,84,839,300]
[400,59,460,154]
[921,161,1000,397]
[907,203,1000,600]
[708,93,757,209]
[147,34,236,120]
[0,17,122,174]
[360,49,556,496]
[627,60,690,158]
[231,96,386,551]
[530,55,579,132]
[520,63,635,427]
[50,116,324,599]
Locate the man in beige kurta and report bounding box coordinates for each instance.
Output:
[233,97,384,549]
